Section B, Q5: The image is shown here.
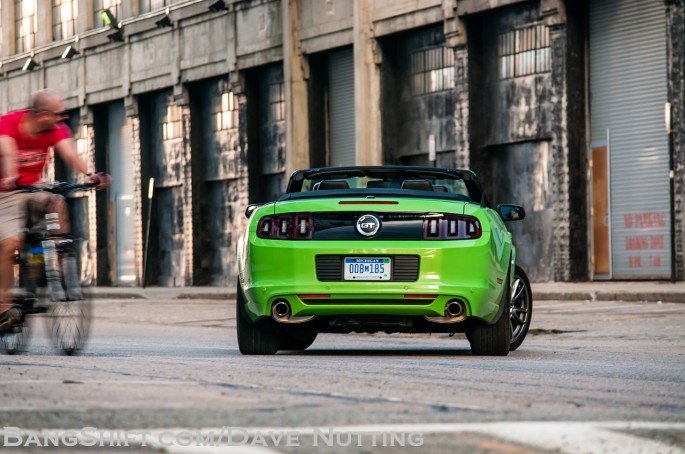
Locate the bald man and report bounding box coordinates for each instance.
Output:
[0,89,109,330]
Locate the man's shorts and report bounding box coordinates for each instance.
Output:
[0,191,29,241]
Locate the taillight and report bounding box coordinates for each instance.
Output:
[257,217,274,238]
[257,214,313,240]
[464,217,481,238]
[424,215,481,240]
[276,216,292,239]
[294,214,313,239]
[424,218,441,238]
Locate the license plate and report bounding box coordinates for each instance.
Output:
[343,257,391,281]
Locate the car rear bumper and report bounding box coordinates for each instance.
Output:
[239,236,509,324]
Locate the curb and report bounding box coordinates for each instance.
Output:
[175,292,235,300]
[534,291,685,303]
[88,292,237,301]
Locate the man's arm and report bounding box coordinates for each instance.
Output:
[0,135,19,188]
[53,138,89,175]
[53,138,111,189]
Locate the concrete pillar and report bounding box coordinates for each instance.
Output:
[0,0,8,110]
[666,0,685,279]
[36,0,50,47]
[86,122,98,284]
[444,8,469,169]
[353,0,381,165]
[125,98,144,286]
[545,4,571,281]
[77,0,93,32]
[73,106,99,286]
[282,0,310,176]
[174,88,194,286]
[1,0,9,58]
[5,0,16,56]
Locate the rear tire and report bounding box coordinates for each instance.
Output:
[510,265,533,351]
[278,332,317,351]
[467,269,512,356]
[236,280,278,355]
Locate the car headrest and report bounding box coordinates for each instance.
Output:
[366,180,390,188]
[432,185,448,192]
[401,179,433,191]
[317,180,349,190]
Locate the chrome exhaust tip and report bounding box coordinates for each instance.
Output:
[425,299,467,324]
[271,299,316,324]
[445,301,465,320]
[272,300,291,321]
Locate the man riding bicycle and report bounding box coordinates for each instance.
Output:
[0,89,110,331]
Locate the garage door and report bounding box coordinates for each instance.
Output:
[590,0,670,279]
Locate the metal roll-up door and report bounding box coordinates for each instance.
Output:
[328,48,355,166]
[590,0,670,278]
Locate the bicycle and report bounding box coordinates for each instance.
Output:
[0,181,95,355]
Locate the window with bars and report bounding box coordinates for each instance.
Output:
[162,103,182,141]
[140,0,168,14]
[498,24,550,79]
[93,0,121,28]
[52,0,78,41]
[268,81,285,122]
[214,86,239,132]
[410,46,454,96]
[15,0,37,53]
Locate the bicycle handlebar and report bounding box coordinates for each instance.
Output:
[17,181,97,194]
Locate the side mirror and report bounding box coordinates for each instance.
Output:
[498,204,526,221]
[245,204,260,219]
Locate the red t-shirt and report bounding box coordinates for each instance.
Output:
[0,109,72,186]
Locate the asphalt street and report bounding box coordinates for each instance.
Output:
[0,297,684,453]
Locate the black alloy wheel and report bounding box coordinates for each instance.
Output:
[510,265,532,351]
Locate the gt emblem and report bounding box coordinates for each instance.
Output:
[356,214,381,237]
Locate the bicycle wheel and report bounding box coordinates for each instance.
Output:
[0,320,29,355]
[46,256,92,355]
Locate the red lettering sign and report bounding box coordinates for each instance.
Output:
[649,236,665,249]
[628,256,642,268]
[625,236,648,250]
[634,212,666,229]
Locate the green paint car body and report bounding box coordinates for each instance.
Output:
[237,166,527,356]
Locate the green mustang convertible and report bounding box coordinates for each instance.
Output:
[237,166,532,356]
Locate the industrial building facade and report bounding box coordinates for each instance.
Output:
[0,0,683,285]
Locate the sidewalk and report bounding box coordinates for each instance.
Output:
[88,281,685,303]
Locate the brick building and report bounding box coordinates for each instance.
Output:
[0,0,683,285]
